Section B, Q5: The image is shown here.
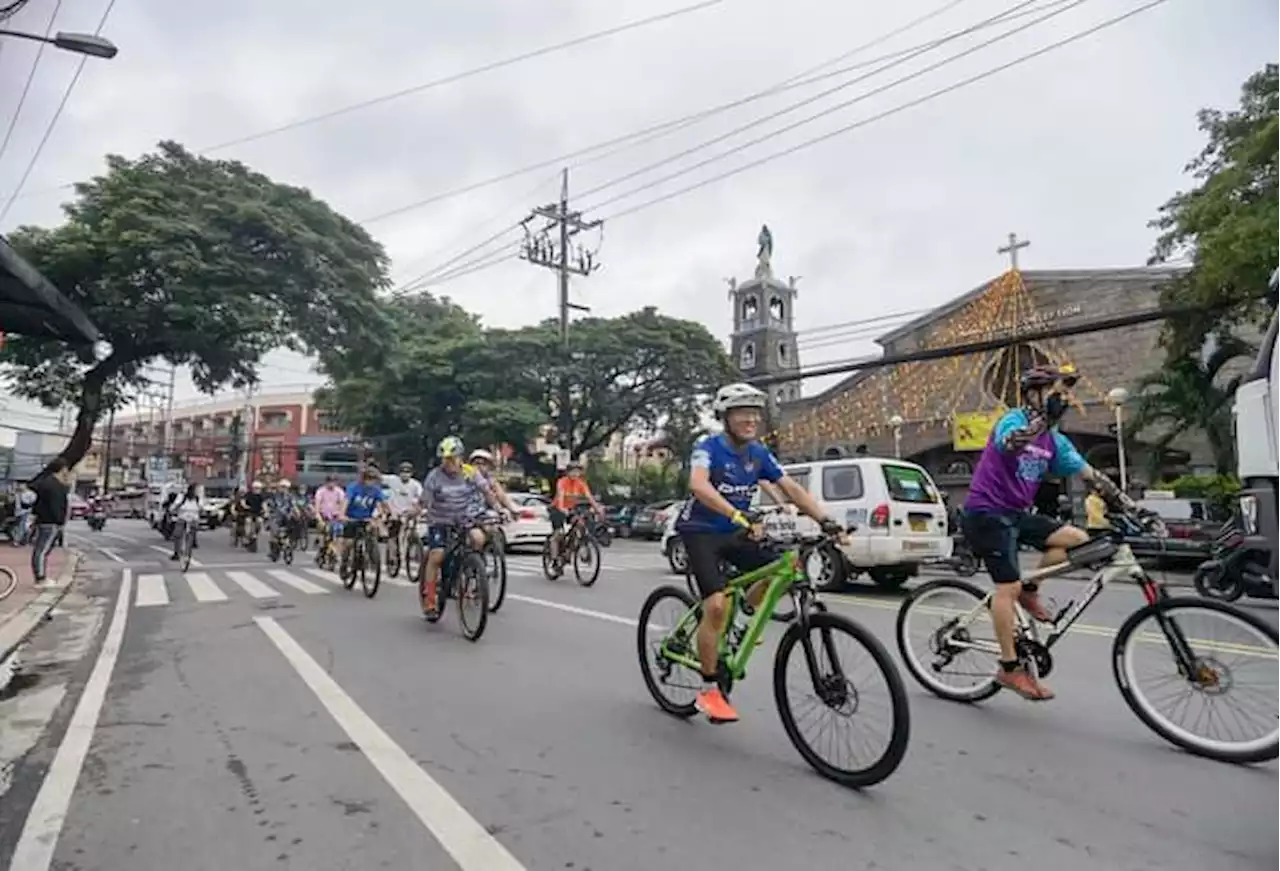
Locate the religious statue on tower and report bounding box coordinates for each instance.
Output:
[755,224,773,280]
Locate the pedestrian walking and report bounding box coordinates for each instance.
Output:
[29,459,71,585]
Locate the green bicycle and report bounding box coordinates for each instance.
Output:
[637,526,911,788]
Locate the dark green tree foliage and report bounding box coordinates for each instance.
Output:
[1150,64,1278,355]
[1,141,390,471]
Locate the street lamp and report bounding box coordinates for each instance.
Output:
[1107,387,1130,493]
[0,29,119,59]
[888,414,904,459]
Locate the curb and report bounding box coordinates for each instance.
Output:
[0,550,83,669]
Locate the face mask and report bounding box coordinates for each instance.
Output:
[1044,393,1068,423]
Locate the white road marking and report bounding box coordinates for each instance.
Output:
[224,571,279,599]
[99,548,125,563]
[96,530,139,544]
[134,573,169,607]
[303,567,345,587]
[9,569,133,871]
[506,593,638,627]
[254,617,527,871]
[184,572,228,603]
[267,569,329,595]
[146,544,202,567]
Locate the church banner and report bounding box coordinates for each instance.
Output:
[952,410,1004,451]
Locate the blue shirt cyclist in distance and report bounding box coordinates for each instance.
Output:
[345,477,386,522]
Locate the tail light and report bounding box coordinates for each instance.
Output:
[870,503,890,528]
[518,509,537,521]
[655,511,668,524]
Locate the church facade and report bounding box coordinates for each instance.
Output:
[766,264,1212,497]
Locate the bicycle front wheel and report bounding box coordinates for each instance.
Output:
[180,533,193,572]
[362,536,381,598]
[485,540,507,613]
[1113,596,1278,764]
[0,566,18,600]
[455,552,489,641]
[774,611,911,788]
[573,538,602,587]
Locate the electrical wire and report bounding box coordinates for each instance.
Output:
[0,0,64,168]
[582,0,1091,214]
[0,0,117,226]
[597,0,1172,225]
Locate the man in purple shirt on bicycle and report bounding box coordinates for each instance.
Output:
[962,364,1135,701]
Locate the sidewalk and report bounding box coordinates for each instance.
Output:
[0,544,80,672]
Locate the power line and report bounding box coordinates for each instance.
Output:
[0,0,117,225]
[574,0,1053,203]
[0,0,63,168]
[597,0,1172,225]
[583,0,1090,215]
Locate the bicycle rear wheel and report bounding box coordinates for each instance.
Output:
[1113,596,1278,763]
[0,566,18,600]
[573,538,602,587]
[362,535,381,598]
[637,585,702,717]
[774,611,911,788]
[455,552,489,641]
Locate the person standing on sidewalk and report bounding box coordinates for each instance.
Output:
[30,459,71,585]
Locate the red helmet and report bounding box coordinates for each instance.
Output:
[1020,363,1078,390]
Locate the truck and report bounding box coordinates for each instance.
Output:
[1231,269,1278,591]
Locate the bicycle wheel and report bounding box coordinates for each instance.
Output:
[774,611,911,788]
[573,538,602,587]
[637,585,702,718]
[180,531,193,572]
[387,531,402,578]
[895,578,1002,703]
[1113,596,1278,764]
[541,537,562,580]
[455,552,489,641]
[405,534,424,581]
[0,566,18,600]
[362,535,381,598]
[485,539,507,613]
[283,540,294,565]
[343,540,358,590]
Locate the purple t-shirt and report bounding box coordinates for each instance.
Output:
[965,408,1087,513]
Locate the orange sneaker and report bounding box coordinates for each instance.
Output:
[694,687,739,723]
[996,667,1055,701]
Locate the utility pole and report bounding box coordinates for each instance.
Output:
[235,383,257,488]
[520,168,602,461]
[100,405,115,492]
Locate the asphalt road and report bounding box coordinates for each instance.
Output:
[0,520,1275,871]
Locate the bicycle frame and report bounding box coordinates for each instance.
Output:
[660,547,808,682]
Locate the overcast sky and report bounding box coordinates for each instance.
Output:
[0,0,1275,436]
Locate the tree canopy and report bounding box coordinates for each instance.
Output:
[0,141,392,471]
[1150,63,1278,355]
[320,297,736,475]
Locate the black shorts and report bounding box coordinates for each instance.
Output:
[548,507,566,531]
[683,531,777,599]
[960,510,1062,584]
[342,519,372,540]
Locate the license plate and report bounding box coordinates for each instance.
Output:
[909,519,927,532]
[903,541,936,552]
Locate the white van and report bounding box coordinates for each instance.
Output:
[757,457,952,590]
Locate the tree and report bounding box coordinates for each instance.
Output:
[1128,335,1254,475]
[0,141,391,473]
[1150,64,1278,356]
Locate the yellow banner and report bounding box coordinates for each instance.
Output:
[952,410,1005,451]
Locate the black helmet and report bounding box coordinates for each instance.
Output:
[1020,363,1078,391]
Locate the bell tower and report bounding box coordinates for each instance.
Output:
[727,224,802,408]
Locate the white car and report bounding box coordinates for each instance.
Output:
[504,492,553,551]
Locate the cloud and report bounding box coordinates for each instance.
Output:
[0,0,1275,415]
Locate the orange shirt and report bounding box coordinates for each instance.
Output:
[553,476,592,512]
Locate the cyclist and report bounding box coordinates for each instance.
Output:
[420,437,499,615]
[548,461,602,562]
[962,363,1135,701]
[384,462,424,564]
[467,448,519,522]
[313,475,347,552]
[678,382,842,724]
[169,484,203,560]
[242,480,267,543]
[339,464,388,578]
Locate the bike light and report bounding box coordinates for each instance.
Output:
[1238,495,1258,535]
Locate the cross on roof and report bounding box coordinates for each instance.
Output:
[997,232,1030,271]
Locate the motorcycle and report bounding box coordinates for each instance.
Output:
[589,515,613,548]
[1193,519,1276,602]
[942,533,979,577]
[87,507,108,531]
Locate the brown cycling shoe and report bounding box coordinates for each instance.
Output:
[694,687,740,723]
[1018,590,1054,623]
[997,667,1055,701]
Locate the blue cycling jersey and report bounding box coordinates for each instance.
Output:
[675,433,784,535]
[345,482,385,521]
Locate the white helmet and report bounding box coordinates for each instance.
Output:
[251,480,263,491]
[277,478,291,489]
[469,449,494,463]
[711,382,767,419]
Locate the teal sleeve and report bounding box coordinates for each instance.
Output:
[1050,431,1087,477]
[992,408,1030,451]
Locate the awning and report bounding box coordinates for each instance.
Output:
[0,235,100,344]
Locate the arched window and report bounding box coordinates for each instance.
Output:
[769,295,785,322]
[741,296,759,323]
[822,446,845,459]
[739,341,756,369]
[777,341,789,365]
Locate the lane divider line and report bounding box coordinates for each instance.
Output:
[9,569,133,871]
[253,616,527,871]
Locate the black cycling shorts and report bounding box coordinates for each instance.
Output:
[342,519,372,540]
[683,531,777,599]
[960,510,1062,584]
[548,507,567,531]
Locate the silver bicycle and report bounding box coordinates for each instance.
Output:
[896,510,1278,764]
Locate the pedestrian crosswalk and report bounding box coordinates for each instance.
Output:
[131,566,416,609]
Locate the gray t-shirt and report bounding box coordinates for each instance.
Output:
[422,465,489,526]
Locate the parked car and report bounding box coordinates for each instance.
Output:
[68,493,89,520]
[631,500,679,540]
[604,503,642,538]
[1131,493,1224,567]
[504,492,553,551]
